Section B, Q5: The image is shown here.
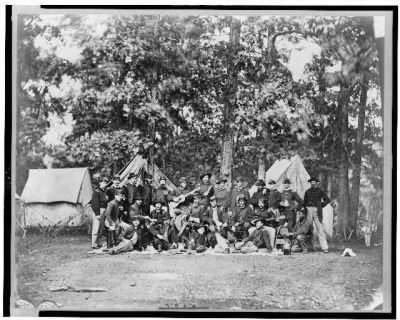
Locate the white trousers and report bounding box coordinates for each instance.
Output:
[91,208,105,247]
[307,206,328,251]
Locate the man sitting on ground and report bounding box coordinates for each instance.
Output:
[287,208,314,254]
[108,215,144,254]
[236,218,273,254]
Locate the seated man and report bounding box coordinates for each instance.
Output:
[190,223,209,253]
[287,208,314,254]
[236,218,273,254]
[207,222,230,254]
[250,197,276,249]
[108,215,144,254]
[233,194,255,240]
[147,201,172,252]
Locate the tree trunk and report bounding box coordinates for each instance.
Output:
[327,174,333,199]
[221,17,241,188]
[257,153,266,179]
[350,79,368,229]
[337,89,351,234]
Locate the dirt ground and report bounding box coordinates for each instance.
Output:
[13,231,383,312]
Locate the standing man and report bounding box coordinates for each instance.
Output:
[267,180,282,218]
[142,173,154,217]
[90,177,109,249]
[106,175,121,201]
[198,172,214,207]
[154,176,172,208]
[123,173,137,207]
[304,177,331,253]
[214,176,230,209]
[227,176,250,212]
[250,179,268,209]
[280,178,303,232]
[171,177,193,213]
[104,189,124,248]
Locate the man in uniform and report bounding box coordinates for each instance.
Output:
[108,215,144,254]
[91,177,109,248]
[123,173,139,208]
[227,176,250,212]
[154,176,172,208]
[106,175,122,201]
[198,172,214,207]
[214,176,230,209]
[287,208,314,254]
[104,189,124,248]
[127,196,144,222]
[233,194,255,240]
[171,177,193,213]
[280,178,304,232]
[141,173,154,216]
[147,200,172,251]
[304,177,330,253]
[236,218,273,254]
[250,179,268,209]
[267,180,282,218]
[252,197,276,249]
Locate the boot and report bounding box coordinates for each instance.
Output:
[107,231,113,249]
[112,231,117,247]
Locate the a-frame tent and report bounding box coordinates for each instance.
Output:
[249,155,334,238]
[117,155,178,192]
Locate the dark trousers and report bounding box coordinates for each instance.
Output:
[168,226,180,244]
[283,208,296,232]
[292,234,313,252]
[153,238,170,251]
[254,230,272,250]
[235,222,251,240]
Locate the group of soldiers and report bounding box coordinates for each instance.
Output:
[90,171,331,255]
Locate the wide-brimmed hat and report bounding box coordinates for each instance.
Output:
[255,179,266,187]
[216,176,228,184]
[131,215,144,221]
[200,172,212,180]
[308,177,319,183]
[283,178,291,184]
[128,172,137,179]
[153,199,163,205]
[268,179,277,185]
[145,173,153,179]
[251,218,265,225]
[134,195,143,201]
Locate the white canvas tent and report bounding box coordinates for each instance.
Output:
[117,155,178,192]
[21,168,93,227]
[249,155,334,238]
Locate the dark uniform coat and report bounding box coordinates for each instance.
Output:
[227,187,250,211]
[233,205,255,224]
[91,187,108,216]
[303,187,330,222]
[105,199,121,225]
